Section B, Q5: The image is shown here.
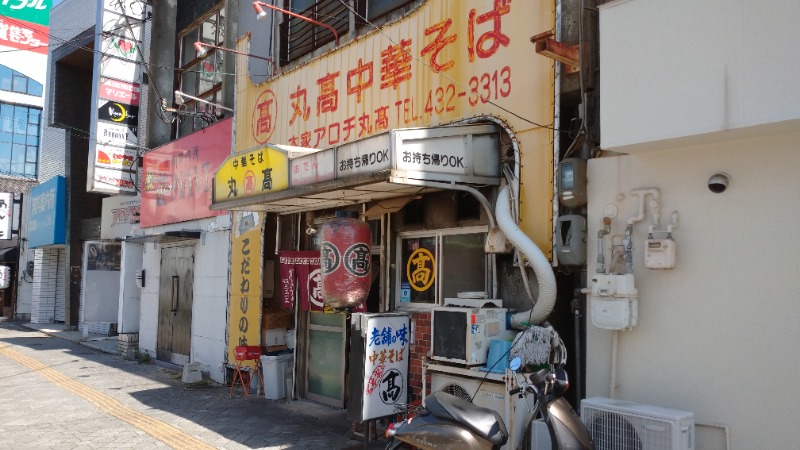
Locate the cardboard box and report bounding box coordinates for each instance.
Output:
[263,311,292,329]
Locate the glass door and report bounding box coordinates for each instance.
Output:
[305,311,346,407]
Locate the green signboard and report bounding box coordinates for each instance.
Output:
[0,0,51,27]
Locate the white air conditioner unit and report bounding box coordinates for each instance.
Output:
[581,397,694,450]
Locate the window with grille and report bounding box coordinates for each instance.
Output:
[176,6,226,137]
[279,0,414,65]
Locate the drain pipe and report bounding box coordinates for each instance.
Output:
[496,185,556,327]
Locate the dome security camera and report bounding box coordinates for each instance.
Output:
[707,173,730,193]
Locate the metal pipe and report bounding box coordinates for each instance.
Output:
[253,1,339,46]
[610,330,619,398]
[193,41,275,73]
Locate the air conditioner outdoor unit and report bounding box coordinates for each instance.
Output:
[581,397,695,450]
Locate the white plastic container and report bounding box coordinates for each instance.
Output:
[260,353,293,399]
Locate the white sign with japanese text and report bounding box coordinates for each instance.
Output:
[362,313,411,421]
[290,151,335,188]
[0,192,12,240]
[335,133,391,179]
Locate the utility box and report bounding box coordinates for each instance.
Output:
[555,215,587,266]
[589,274,638,330]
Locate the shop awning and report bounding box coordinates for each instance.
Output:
[123,230,202,244]
[211,124,501,215]
[0,247,18,263]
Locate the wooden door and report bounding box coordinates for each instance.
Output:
[157,245,194,365]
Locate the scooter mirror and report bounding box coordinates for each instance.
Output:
[509,357,522,371]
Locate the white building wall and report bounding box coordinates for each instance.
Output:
[590,3,800,448]
[138,215,231,383]
[599,0,800,152]
[586,134,800,450]
[118,242,143,334]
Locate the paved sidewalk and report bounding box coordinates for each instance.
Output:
[21,322,120,355]
[0,320,389,449]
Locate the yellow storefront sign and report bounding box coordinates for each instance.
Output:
[226,211,264,366]
[213,145,290,203]
[234,0,555,254]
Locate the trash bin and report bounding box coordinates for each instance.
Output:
[260,353,293,399]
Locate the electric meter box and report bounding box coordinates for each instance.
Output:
[645,238,676,269]
[589,274,638,330]
[558,158,587,208]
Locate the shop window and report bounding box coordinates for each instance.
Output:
[176,6,226,137]
[0,103,39,178]
[396,228,488,307]
[0,65,43,97]
[279,0,414,65]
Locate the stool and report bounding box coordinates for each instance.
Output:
[230,345,263,399]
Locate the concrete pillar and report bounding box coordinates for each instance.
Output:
[118,242,144,334]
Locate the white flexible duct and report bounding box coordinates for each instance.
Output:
[496,185,557,328]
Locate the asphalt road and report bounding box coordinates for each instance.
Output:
[0,321,385,449]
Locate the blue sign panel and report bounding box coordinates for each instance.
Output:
[29,176,66,248]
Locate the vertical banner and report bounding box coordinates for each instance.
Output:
[0,192,12,240]
[279,251,366,313]
[87,0,147,193]
[227,211,264,366]
[362,313,410,420]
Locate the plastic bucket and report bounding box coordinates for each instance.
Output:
[485,339,513,373]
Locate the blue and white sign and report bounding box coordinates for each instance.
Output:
[361,313,410,421]
[29,176,66,247]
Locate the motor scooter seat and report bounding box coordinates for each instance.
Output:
[425,391,508,447]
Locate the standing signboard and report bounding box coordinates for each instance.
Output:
[351,313,411,421]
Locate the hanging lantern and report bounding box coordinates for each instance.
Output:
[319,211,371,309]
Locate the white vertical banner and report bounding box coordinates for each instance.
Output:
[362,313,411,421]
[0,192,12,240]
[87,0,147,194]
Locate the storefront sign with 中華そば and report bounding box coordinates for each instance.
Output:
[361,313,410,421]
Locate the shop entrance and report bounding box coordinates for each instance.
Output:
[157,245,194,365]
[305,311,347,407]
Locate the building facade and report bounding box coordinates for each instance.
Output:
[586,0,800,448]
[0,0,51,319]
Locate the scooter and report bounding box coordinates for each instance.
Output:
[385,357,595,450]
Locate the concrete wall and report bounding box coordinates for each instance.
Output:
[586,134,800,449]
[599,0,800,152]
[138,215,232,383]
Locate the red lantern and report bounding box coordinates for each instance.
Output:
[319,211,371,309]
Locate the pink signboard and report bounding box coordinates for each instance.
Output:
[140,119,231,227]
[99,77,140,105]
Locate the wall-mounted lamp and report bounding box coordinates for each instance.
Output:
[252,1,339,46]
[193,41,276,74]
[174,90,234,112]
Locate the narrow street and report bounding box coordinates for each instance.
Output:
[0,322,382,449]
